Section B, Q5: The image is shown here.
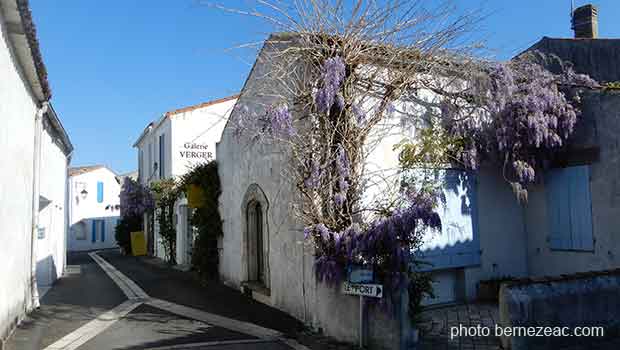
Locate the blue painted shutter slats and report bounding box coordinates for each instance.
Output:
[568,166,594,251]
[159,134,165,178]
[546,169,572,250]
[97,182,104,203]
[91,220,96,243]
[546,166,593,251]
[419,169,481,270]
[101,220,106,242]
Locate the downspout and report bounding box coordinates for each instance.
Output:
[29,101,49,309]
[64,151,73,278]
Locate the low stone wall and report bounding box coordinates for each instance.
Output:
[498,269,620,349]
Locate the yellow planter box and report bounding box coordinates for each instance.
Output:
[130,231,147,256]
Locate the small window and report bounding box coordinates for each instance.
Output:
[91,219,105,243]
[91,220,97,242]
[97,182,104,203]
[159,134,165,178]
[138,150,144,182]
[545,165,594,251]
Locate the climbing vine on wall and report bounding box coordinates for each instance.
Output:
[117,177,154,254]
[178,161,223,282]
[224,0,598,321]
[151,179,178,264]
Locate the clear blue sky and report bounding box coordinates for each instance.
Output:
[30,0,620,174]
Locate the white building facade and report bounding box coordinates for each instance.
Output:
[67,166,121,251]
[215,34,620,348]
[36,105,73,292]
[0,0,72,344]
[134,95,237,265]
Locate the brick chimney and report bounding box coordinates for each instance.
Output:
[572,4,598,38]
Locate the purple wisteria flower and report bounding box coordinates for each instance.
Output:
[352,103,365,125]
[264,104,295,139]
[441,56,597,189]
[336,144,350,178]
[333,144,350,207]
[315,56,346,113]
[119,178,154,218]
[303,158,321,189]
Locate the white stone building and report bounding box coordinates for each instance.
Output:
[0,0,72,344]
[216,32,620,349]
[67,165,121,251]
[134,95,237,265]
[36,104,73,292]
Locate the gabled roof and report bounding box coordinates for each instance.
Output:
[44,103,73,156]
[133,94,239,148]
[0,0,51,101]
[165,94,239,117]
[518,36,620,83]
[68,165,104,177]
[132,122,154,148]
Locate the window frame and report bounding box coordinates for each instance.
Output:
[545,165,594,252]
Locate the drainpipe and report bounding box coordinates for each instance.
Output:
[64,151,73,278]
[29,101,49,309]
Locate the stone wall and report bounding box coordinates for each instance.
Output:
[523,90,620,277]
[217,35,411,349]
[498,269,620,349]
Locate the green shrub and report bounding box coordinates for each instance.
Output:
[179,161,223,281]
[115,215,141,254]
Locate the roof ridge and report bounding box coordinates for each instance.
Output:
[165,94,239,117]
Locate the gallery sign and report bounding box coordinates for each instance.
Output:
[179,142,213,160]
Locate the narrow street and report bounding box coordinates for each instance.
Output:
[5,251,308,350]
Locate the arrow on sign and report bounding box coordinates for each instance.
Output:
[342,282,383,298]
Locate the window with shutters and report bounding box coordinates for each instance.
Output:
[159,134,165,178]
[418,169,481,270]
[97,181,104,203]
[545,165,594,251]
[91,219,105,243]
[138,150,144,182]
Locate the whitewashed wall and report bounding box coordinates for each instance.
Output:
[216,39,409,348]
[523,91,620,277]
[135,99,236,263]
[170,99,235,177]
[67,167,120,251]
[216,37,534,348]
[0,12,38,342]
[36,121,69,287]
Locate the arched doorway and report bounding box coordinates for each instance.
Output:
[241,184,270,289]
[247,200,265,284]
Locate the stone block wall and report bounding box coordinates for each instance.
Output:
[499,269,620,349]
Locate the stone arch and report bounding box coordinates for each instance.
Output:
[241,184,270,289]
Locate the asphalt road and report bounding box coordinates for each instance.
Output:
[5,251,301,350]
[6,252,126,350]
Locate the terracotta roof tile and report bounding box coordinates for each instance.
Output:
[17,0,51,100]
[68,165,104,177]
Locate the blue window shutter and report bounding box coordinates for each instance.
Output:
[546,169,572,250]
[91,220,96,243]
[101,220,106,242]
[419,169,481,270]
[159,134,165,178]
[546,166,593,251]
[568,166,594,250]
[97,182,104,203]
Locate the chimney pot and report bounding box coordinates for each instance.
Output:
[572,4,599,39]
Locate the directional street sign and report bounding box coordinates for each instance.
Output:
[347,266,374,284]
[341,282,383,298]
